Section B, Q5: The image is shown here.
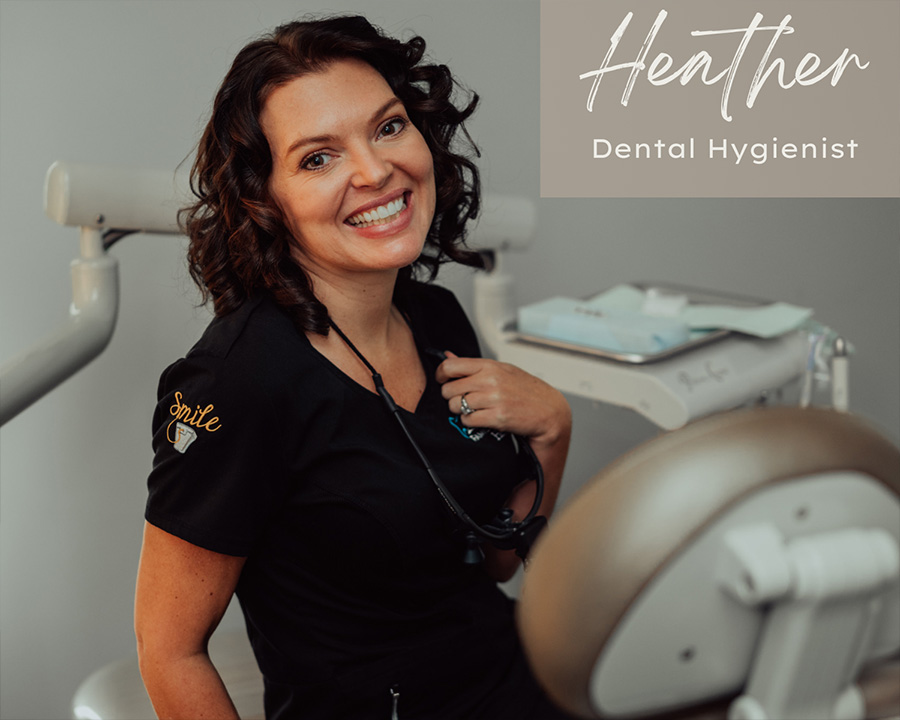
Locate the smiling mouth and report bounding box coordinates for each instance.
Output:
[346,194,408,228]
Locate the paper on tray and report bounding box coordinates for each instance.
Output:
[586,285,812,338]
[518,285,812,355]
[517,297,690,354]
[682,302,813,338]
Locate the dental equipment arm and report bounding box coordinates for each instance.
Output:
[0,162,183,426]
[0,226,117,425]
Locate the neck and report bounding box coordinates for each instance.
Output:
[302,266,422,404]
[309,268,402,347]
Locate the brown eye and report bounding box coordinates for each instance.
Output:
[379,117,407,138]
[300,151,333,171]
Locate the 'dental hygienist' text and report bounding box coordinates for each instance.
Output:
[579,11,869,122]
[592,137,860,165]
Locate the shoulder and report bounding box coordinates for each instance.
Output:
[146,298,327,555]
[155,296,312,423]
[171,295,306,375]
[187,296,296,363]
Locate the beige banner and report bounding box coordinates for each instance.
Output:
[540,0,900,197]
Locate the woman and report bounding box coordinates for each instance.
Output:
[135,15,573,720]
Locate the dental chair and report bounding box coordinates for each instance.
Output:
[518,406,900,720]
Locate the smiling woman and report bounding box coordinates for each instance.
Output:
[178,16,484,336]
[261,60,437,288]
[134,14,574,720]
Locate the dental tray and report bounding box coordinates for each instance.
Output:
[513,283,774,365]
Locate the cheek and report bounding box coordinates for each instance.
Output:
[269,178,328,241]
[420,146,436,187]
[407,130,436,194]
[271,198,302,246]
[267,179,294,228]
[417,152,437,212]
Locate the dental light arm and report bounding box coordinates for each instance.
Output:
[43,162,185,234]
[0,162,184,426]
[0,225,117,426]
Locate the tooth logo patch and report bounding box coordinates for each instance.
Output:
[448,416,506,443]
[171,423,198,453]
[166,391,222,453]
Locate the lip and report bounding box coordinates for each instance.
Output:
[344,189,408,224]
[344,190,414,239]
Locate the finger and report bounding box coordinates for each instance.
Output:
[441,375,500,402]
[456,392,481,417]
[441,377,471,401]
[456,405,506,432]
[435,355,486,383]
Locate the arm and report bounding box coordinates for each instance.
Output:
[435,354,572,581]
[135,521,247,719]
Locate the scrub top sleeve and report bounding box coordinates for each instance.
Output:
[145,353,286,557]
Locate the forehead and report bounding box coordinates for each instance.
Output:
[260,59,398,153]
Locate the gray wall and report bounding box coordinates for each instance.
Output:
[1,1,897,718]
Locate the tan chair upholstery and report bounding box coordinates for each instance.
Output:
[518,407,900,719]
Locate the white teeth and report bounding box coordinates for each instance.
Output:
[347,196,406,227]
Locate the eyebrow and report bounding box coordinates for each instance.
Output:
[283,96,404,162]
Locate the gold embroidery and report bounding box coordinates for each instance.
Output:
[166,391,222,445]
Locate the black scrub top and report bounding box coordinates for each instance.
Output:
[145,282,566,719]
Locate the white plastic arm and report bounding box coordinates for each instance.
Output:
[1,161,187,426]
[0,228,118,425]
[44,161,184,233]
[719,523,900,720]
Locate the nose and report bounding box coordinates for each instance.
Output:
[350,143,392,189]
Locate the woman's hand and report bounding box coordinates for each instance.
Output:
[435,353,571,449]
[435,353,572,581]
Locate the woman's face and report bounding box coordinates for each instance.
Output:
[261,58,436,284]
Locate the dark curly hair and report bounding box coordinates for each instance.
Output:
[180,15,484,334]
